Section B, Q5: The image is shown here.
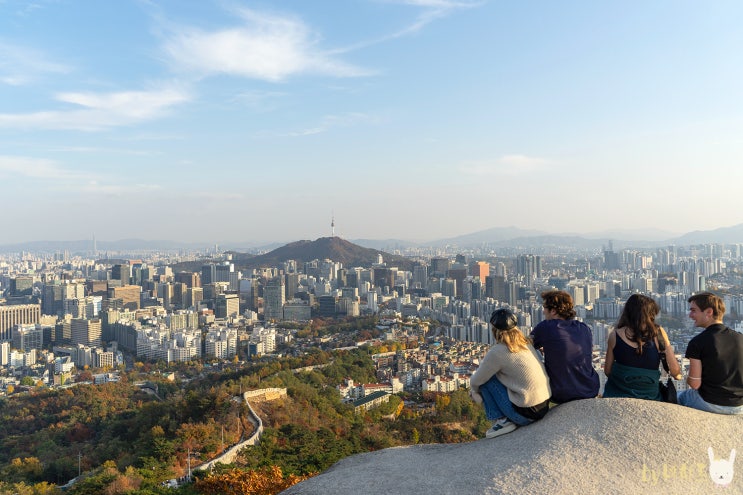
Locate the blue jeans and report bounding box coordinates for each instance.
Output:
[678,388,743,415]
[479,373,533,426]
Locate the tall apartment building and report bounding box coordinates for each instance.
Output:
[431,257,450,278]
[263,278,285,321]
[112,264,132,285]
[0,304,41,341]
[215,293,240,319]
[472,261,490,281]
[12,324,44,351]
[71,318,102,347]
[9,276,34,296]
[107,285,141,311]
[174,271,200,288]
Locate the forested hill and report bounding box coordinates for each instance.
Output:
[172,236,415,273]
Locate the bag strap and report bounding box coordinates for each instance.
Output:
[655,328,670,374]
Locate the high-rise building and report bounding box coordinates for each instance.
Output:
[447,264,467,297]
[431,258,450,278]
[485,275,507,301]
[9,276,34,296]
[412,264,428,289]
[174,271,199,288]
[215,293,240,319]
[112,264,132,285]
[71,318,102,347]
[285,273,300,300]
[263,278,285,321]
[472,261,490,281]
[42,283,64,316]
[107,285,141,311]
[0,304,41,341]
[12,324,44,351]
[318,295,337,317]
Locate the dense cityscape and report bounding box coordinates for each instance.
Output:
[1,234,742,493]
[3,235,743,396]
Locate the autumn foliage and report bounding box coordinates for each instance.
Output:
[194,466,313,495]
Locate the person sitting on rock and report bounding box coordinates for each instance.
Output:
[603,294,681,400]
[678,292,743,415]
[531,290,600,403]
[469,308,551,439]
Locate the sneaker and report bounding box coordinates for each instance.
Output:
[485,418,517,439]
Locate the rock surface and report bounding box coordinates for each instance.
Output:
[280,398,743,494]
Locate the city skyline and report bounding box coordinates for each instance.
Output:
[2,1,743,244]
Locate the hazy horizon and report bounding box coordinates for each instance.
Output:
[2,1,743,243]
[6,223,743,249]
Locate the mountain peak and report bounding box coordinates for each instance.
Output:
[236,237,413,270]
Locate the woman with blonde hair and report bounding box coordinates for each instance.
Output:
[469,308,551,438]
[603,294,682,400]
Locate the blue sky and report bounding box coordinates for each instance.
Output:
[2,0,743,245]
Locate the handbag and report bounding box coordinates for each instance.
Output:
[656,331,678,404]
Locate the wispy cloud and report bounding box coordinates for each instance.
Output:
[0,155,85,180]
[330,0,482,52]
[50,146,162,156]
[194,191,245,201]
[0,41,70,85]
[233,89,288,112]
[161,8,371,82]
[0,85,191,130]
[460,154,551,176]
[0,155,162,195]
[254,112,376,138]
[80,181,163,195]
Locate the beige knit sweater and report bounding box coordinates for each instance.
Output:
[469,343,551,408]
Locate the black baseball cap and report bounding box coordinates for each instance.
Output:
[489,308,518,330]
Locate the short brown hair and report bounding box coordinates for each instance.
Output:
[688,292,726,320]
[541,290,576,319]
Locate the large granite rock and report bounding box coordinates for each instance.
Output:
[281,398,743,494]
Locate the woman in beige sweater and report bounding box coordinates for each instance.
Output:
[469,308,551,438]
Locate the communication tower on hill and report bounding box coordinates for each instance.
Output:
[331,212,335,237]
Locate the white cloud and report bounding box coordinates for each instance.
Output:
[194,191,245,201]
[162,8,370,82]
[0,41,71,85]
[81,181,163,195]
[0,155,85,180]
[233,89,288,111]
[0,156,162,196]
[0,85,191,130]
[396,0,481,7]
[254,112,376,138]
[332,0,482,53]
[460,155,550,176]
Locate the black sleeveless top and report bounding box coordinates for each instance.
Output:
[613,331,660,370]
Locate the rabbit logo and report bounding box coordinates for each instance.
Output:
[708,447,736,488]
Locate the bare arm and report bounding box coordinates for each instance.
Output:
[686,358,702,389]
[604,331,616,377]
[659,327,682,379]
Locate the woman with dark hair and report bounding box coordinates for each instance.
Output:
[603,294,682,399]
[469,308,551,438]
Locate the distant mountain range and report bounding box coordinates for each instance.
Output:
[352,224,743,251]
[3,223,743,254]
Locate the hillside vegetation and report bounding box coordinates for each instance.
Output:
[0,345,484,495]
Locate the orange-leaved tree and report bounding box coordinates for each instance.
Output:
[194,466,313,495]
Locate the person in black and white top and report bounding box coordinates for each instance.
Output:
[678,292,743,415]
